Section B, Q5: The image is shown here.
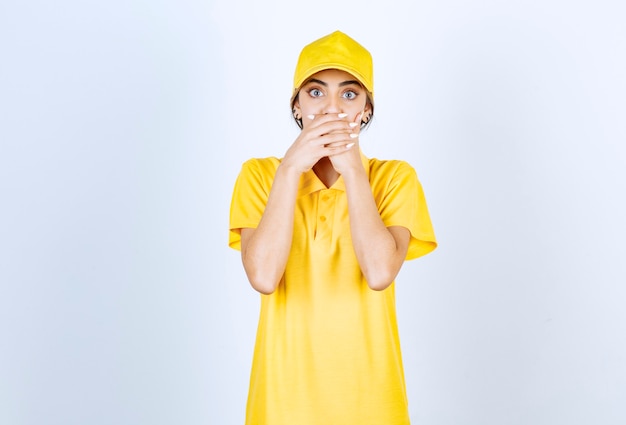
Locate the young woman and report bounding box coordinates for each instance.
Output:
[229,30,437,425]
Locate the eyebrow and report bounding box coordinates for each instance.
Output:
[305,78,362,88]
[339,80,362,87]
[306,78,328,87]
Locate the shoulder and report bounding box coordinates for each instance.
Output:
[368,157,415,173]
[367,157,418,186]
[237,157,282,182]
[240,157,282,174]
[233,157,282,197]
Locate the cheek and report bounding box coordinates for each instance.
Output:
[349,100,368,119]
[351,97,367,110]
[298,97,320,113]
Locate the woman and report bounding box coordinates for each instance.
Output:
[229,30,437,425]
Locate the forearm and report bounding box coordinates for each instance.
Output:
[342,167,408,291]
[242,164,300,294]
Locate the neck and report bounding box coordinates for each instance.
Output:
[313,157,339,188]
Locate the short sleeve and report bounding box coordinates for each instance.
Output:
[228,158,279,251]
[372,160,437,260]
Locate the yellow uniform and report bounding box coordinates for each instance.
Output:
[229,152,437,425]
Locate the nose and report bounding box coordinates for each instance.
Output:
[323,95,341,114]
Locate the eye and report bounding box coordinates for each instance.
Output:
[342,90,358,100]
[308,88,323,98]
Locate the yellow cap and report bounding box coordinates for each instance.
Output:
[293,31,374,98]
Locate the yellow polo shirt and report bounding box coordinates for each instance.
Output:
[229,152,436,425]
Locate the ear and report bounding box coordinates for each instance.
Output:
[292,99,302,120]
[361,102,372,125]
[362,103,373,123]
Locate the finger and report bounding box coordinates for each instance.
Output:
[324,140,357,148]
[317,131,358,147]
[305,112,351,129]
[305,112,348,121]
[309,119,359,138]
[322,131,358,144]
[352,112,363,133]
[325,142,357,155]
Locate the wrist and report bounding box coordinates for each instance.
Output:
[276,161,303,181]
[339,163,367,183]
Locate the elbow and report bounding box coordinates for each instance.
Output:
[362,250,405,291]
[245,268,281,295]
[367,279,393,291]
[250,279,279,295]
[242,253,282,295]
[364,269,396,291]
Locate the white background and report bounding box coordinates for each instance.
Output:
[1,0,625,424]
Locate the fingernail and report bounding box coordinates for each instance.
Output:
[338,113,348,118]
[307,114,315,120]
[349,122,358,128]
[350,133,359,139]
[346,143,355,149]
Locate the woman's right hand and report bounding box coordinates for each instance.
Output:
[281,113,358,174]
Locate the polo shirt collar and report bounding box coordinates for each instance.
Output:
[295,150,370,197]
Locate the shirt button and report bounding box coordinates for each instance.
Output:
[319,216,327,222]
[322,195,330,201]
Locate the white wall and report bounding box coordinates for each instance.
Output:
[1,1,625,424]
